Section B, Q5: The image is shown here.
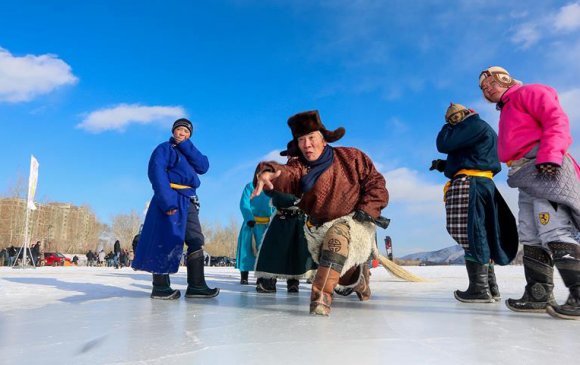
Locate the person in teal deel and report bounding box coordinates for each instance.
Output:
[235,181,274,285]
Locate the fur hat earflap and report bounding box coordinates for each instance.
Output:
[479,66,521,89]
[287,110,345,143]
[280,140,300,157]
[445,103,477,125]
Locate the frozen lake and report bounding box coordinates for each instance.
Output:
[0,265,578,365]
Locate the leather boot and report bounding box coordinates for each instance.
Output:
[354,264,371,301]
[334,264,371,301]
[240,271,249,285]
[185,250,220,298]
[546,242,580,320]
[488,264,501,301]
[310,251,345,316]
[151,274,181,300]
[506,245,557,312]
[454,260,494,303]
[335,266,358,297]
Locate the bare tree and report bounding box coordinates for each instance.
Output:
[202,218,239,257]
[111,210,142,250]
[3,170,27,199]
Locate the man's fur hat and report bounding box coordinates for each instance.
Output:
[281,110,345,157]
[287,110,345,142]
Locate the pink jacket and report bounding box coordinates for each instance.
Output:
[498,84,580,179]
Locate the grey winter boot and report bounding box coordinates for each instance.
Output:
[488,264,501,301]
[454,260,494,303]
[546,242,580,320]
[185,250,220,298]
[151,274,181,300]
[506,245,557,313]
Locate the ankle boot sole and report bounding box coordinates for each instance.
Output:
[185,289,220,298]
[454,291,495,303]
[546,305,580,320]
[151,290,181,300]
[310,304,330,316]
[505,300,548,313]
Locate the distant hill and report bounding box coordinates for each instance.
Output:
[400,245,465,265]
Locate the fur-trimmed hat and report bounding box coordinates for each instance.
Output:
[287,110,345,143]
[445,103,476,125]
[479,66,519,89]
[172,118,193,134]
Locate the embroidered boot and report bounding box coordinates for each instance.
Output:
[310,251,345,316]
[506,245,557,312]
[546,242,580,320]
[334,264,371,301]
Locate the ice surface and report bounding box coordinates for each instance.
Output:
[0,266,578,365]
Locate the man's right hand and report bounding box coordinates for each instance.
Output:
[251,170,281,199]
[429,159,447,172]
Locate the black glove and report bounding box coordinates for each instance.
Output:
[429,159,447,172]
[247,220,256,228]
[353,210,374,224]
[536,163,560,177]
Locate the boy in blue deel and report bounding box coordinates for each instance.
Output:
[132,118,219,300]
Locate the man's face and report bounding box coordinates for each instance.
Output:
[297,131,327,161]
[172,126,191,143]
[480,76,508,103]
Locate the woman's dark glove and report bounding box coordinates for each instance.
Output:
[536,163,560,177]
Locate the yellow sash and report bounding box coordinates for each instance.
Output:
[170,183,191,190]
[254,216,270,224]
[443,169,493,201]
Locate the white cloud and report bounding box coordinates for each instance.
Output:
[78,104,186,133]
[384,167,442,205]
[511,23,541,48]
[554,2,580,32]
[0,47,78,102]
[261,150,288,164]
[559,88,580,131]
[511,2,580,48]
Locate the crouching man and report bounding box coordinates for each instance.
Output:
[252,110,388,316]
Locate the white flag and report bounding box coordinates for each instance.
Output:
[27,155,39,210]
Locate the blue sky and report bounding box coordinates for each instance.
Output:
[1,0,579,255]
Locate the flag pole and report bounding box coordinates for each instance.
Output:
[13,155,39,269]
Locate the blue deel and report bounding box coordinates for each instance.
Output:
[132,138,209,274]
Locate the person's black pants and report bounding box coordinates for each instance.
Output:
[185,202,204,255]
